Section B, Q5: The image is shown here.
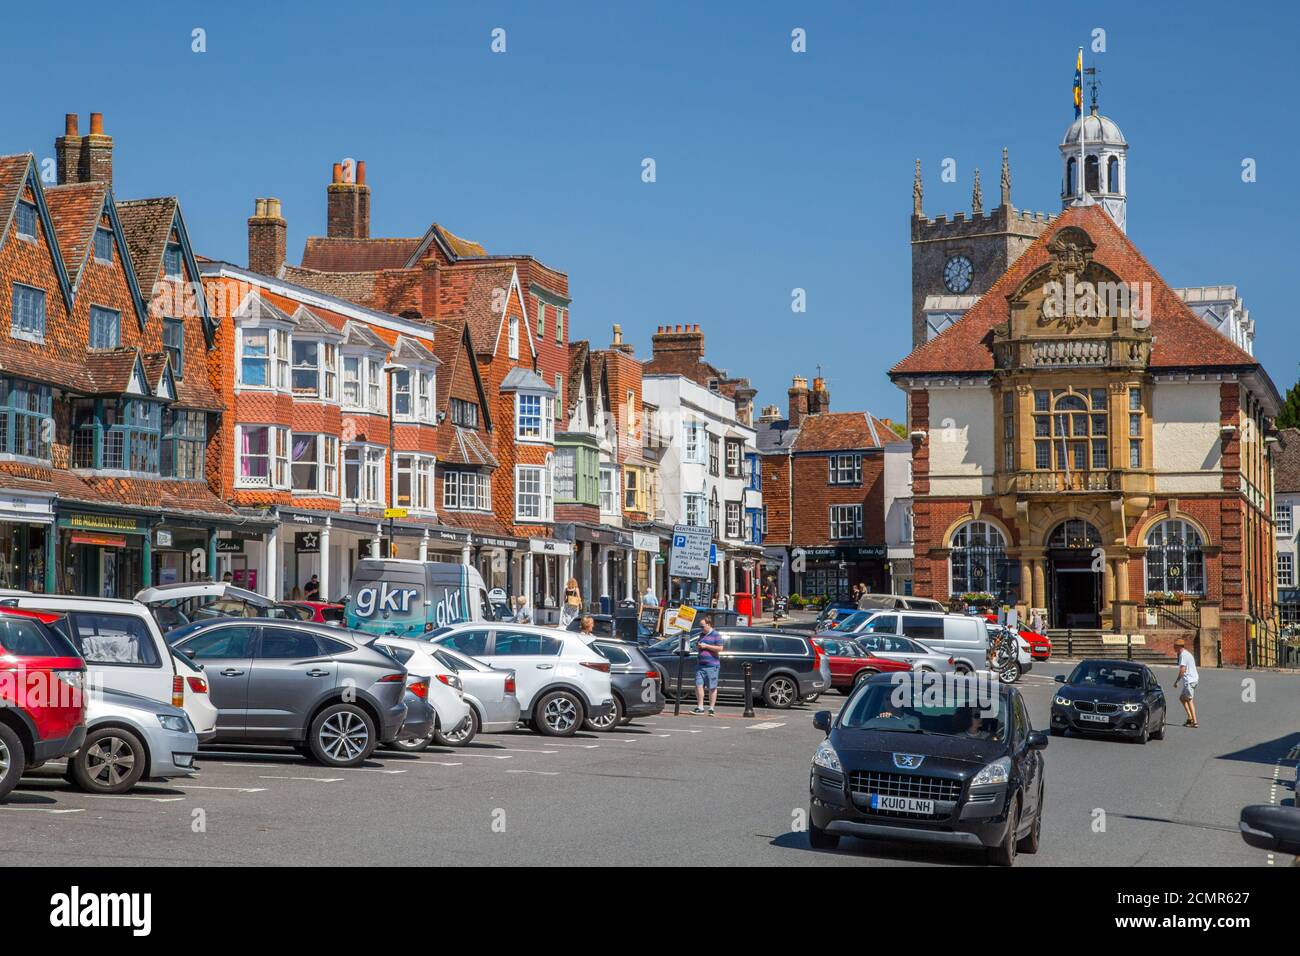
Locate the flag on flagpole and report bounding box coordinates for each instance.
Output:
[1073,48,1083,117]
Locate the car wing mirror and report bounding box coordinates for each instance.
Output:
[1027,731,1049,751]
[1053,674,1065,683]
[812,710,832,734]
[1240,805,1300,855]
[182,647,197,659]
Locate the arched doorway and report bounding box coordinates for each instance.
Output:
[1046,518,1102,628]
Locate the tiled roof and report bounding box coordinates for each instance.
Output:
[566,340,590,417]
[439,263,514,355]
[792,411,897,453]
[341,319,388,350]
[0,154,33,248]
[0,467,238,519]
[301,236,423,272]
[83,348,144,394]
[439,510,510,536]
[44,181,108,287]
[442,426,499,469]
[115,197,176,293]
[1276,428,1300,494]
[281,264,379,305]
[891,205,1260,377]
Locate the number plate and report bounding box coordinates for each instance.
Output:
[1078,712,1111,723]
[870,794,935,814]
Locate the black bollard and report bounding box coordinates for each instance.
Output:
[743,662,755,718]
[672,633,686,717]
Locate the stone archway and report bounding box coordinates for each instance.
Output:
[1021,503,1122,630]
[1044,518,1104,629]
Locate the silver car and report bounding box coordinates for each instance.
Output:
[851,633,956,673]
[170,619,408,767]
[68,688,198,794]
[425,644,522,743]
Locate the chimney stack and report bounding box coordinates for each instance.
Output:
[83,112,113,185]
[758,404,782,423]
[327,160,371,239]
[248,197,288,277]
[55,114,83,185]
[787,375,810,429]
[650,323,705,364]
[610,323,634,354]
[809,375,831,414]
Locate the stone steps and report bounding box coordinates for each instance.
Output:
[1045,630,1177,663]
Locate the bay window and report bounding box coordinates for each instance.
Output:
[366,357,383,411]
[342,355,362,407]
[515,457,553,521]
[0,377,52,461]
[162,409,206,479]
[685,493,705,528]
[291,341,338,400]
[76,398,161,473]
[237,424,290,488]
[394,454,436,512]
[684,422,704,464]
[442,470,491,511]
[239,327,289,389]
[344,445,385,505]
[599,465,617,514]
[292,433,339,495]
[725,501,741,539]
[393,368,436,423]
[516,392,554,441]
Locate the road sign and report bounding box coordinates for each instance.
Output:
[670,524,711,580]
[383,507,408,519]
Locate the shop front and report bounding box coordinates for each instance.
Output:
[526,537,571,625]
[632,530,664,605]
[793,544,888,601]
[151,524,212,588]
[472,533,522,599]
[58,510,150,599]
[0,490,55,593]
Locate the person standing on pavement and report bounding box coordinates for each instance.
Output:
[560,578,582,627]
[1173,638,1199,727]
[304,574,321,602]
[692,615,724,716]
[642,584,658,607]
[513,595,532,624]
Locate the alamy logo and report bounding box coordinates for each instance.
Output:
[49,886,151,936]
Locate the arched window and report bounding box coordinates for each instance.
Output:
[1085,155,1100,193]
[1066,157,1077,196]
[1048,518,1101,550]
[1145,520,1205,596]
[1032,387,1109,473]
[950,520,1006,597]
[1106,156,1119,193]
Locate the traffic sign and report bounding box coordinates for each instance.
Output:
[383,507,408,519]
[669,524,711,580]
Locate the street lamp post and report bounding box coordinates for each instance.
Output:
[383,362,400,556]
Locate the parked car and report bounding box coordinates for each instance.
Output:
[0,607,87,800]
[69,688,198,795]
[808,673,1047,865]
[811,601,860,631]
[979,613,1051,660]
[645,628,830,709]
[1050,659,1167,743]
[372,637,473,745]
[987,623,1034,683]
[850,633,956,673]
[423,645,521,744]
[383,676,436,753]
[566,613,653,643]
[855,594,947,613]
[282,601,346,625]
[856,610,990,674]
[135,582,304,630]
[573,636,665,729]
[810,636,911,693]
[7,594,218,740]
[430,623,613,736]
[169,619,408,766]
[345,559,492,637]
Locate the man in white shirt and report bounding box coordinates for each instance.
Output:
[1173,637,1199,728]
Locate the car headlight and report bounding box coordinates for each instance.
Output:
[1054,695,1071,706]
[812,740,842,773]
[1122,702,1142,713]
[971,756,1011,788]
[158,713,191,733]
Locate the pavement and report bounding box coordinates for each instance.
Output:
[0,660,1295,867]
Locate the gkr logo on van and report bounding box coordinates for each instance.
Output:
[353,583,418,618]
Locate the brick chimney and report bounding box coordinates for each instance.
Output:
[651,323,705,363]
[326,160,371,239]
[55,114,83,185]
[787,375,810,429]
[82,112,113,185]
[758,404,782,423]
[809,375,831,414]
[248,198,287,277]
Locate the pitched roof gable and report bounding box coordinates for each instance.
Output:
[0,153,75,309]
[116,197,214,345]
[47,183,149,331]
[792,411,897,453]
[891,205,1260,378]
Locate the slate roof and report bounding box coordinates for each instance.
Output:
[755,417,799,454]
[891,205,1261,378]
[393,334,438,366]
[290,305,342,338]
[500,366,555,393]
[341,319,389,350]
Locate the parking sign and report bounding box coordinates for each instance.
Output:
[669,524,712,580]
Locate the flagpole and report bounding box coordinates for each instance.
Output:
[1077,46,1085,202]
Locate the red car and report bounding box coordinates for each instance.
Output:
[811,636,912,694]
[0,606,87,799]
[281,601,346,625]
[980,613,1052,660]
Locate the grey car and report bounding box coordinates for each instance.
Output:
[584,638,665,730]
[169,619,408,768]
[69,688,198,795]
[426,644,522,743]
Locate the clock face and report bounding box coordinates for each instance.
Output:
[943,255,973,293]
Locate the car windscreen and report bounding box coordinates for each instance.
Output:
[838,679,1007,741]
[1067,661,1145,690]
[831,610,870,631]
[0,616,80,658]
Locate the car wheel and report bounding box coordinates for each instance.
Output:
[0,723,26,801]
[808,818,839,850]
[309,704,376,767]
[534,690,584,737]
[999,660,1021,684]
[852,669,878,688]
[952,662,972,676]
[763,676,798,709]
[988,797,1020,866]
[802,693,820,705]
[583,695,623,732]
[435,708,480,747]
[1017,786,1043,854]
[1135,718,1149,745]
[1150,711,1165,740]
[72,727,146,795]
[384,732,433,753]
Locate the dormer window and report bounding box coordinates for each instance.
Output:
[15,201,36,240]
[238,327,289,390]
[516,392,555,442]
[163,319,184,378]
[291,340,338,400]
[164,242,184,279]
[393,367,435,423]
[450,398,478,429]
[508,313,519,360]
[89,306,121,349]
[93,227,114,263]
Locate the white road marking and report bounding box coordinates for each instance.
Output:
[427,753,513,760]
[0,806,85,814]
[506,770,560,776]
[174,784,267,794]
[747,722,786,730]
[78,794,187,803]
[465,748,558,755]
[258,775,343,783]
[348,768,407,774]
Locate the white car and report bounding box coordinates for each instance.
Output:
[373,637,472,746]
[4,594,219,739]
[851,633,957,674]
[68,688,199,794]
[430,623,614,737]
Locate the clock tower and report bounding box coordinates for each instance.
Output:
[909,149,1053,348]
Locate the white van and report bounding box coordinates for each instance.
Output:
[345,559,491,637]
[3,594,219,739]
[858,610,990,674]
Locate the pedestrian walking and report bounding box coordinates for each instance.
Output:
[692,615,724,716]
[560,578,582,627]
[513,595,532,624]
[1173,637,1199,728]
[641,584,658,607]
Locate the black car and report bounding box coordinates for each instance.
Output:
[1049,659,1167,743]
[643,627,829,708]
[566,614,653,643]
[583,638,665,729]
[808,673,1047,865]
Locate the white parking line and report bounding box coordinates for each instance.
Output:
[348,768,408,774]
[0,806,86,814]
[77,794,187,803]
[426,752,513,760]
[746,722,786,730]
[173,784,267,794]
[506,770,560,776]
[258,775,343,783]
[461,748,558,755]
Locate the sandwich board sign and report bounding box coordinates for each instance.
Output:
[670,524,711,580]
[664,604,697,635]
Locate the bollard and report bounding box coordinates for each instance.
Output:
[743,662,755,718]
[672,633,686,716]
[1126,632,1132,661]
[1067,628,1073,658]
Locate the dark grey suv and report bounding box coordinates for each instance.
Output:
[584,638,665,730]
[169,619,408,767]
[644,628,830,709]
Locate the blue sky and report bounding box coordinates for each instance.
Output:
[5,0,1298,419]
